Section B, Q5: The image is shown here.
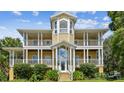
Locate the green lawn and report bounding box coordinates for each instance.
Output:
[9,79,124,82]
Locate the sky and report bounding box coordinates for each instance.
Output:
[0,11,113,40]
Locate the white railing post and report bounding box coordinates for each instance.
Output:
[87,49,89,63]
[26,33,28,46]
[12,50,14,67]
[70,48,72,72]
[98,32,100,46]
[41,49,43,64]
[86,32,88,46]
[101,48,103,65]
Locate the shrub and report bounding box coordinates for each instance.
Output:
[0,70,7,81]
[14,64,33,79]
[79,63,97,79]
[33,64,48,80]
[29,74,42,82]
[46,70,58,81]
[73,71,84,80]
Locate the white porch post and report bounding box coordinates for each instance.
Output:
[9,50,12,67]
[84,49,86,63]
[98,32,100,46]
[23,32,25,46]
[38,32,39,46]
[87,49,89,63]
[101,48,103,65]
[73,49,75,72]
[86,32,88,46]
[52,49,54,70]
[83,32,85,46]
[41,49,43,64]
[26,49,28,64]
[98,49,101,66]
[26,33,28,46]
[23,49,25,63]
[12,50,14,67]
[70,48,72,71]
[41,32,43,46]
[56,47,58,70]
[38,49,39,64]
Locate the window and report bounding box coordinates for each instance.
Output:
[60,20,68,33]
[54,21,57,33]
[70,21,73,33]
[32,55,38,63]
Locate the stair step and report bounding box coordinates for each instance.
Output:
[59,72,71,81]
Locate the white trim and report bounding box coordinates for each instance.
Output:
[83,32,85,46]
[70,48,72,71]
[86,32,88,46]
[38,32,39,46]
[101,48,103,65]
[98,49,101,65]
[26,32,28,46]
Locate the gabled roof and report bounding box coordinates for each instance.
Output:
[51,12,77,19]
[51,41,76,49]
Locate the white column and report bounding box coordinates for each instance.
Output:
[38,49,39,64]
[101,32,103,46]
[83,32,85,46]
[101,48,103,65]
[68,19,70,34]
[41,49,43,64]
[87,49,89,63]
[56,47,58,70]
[86,32,88,46]
[23,32,25,46]
[98,32,100,46]
[98,49,101,66]
[84,49,86,63]
[41,33,43,46]
[70,48,72,71]
[23,49,25,63]
[12,50,14,67]
[9,50,12,67]
[52,49,54,70]
[73,49,75,72]
[38,32,39,46]
[26,33,28,46]
[26,49,28,64]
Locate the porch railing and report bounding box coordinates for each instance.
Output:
[14,58,100,67]
[75,39,100,46]
[25,40,52,46]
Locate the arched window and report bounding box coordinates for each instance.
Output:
[60,20,68,33]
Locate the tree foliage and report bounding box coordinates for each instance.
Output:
[0,37,22,79]
[108,11,124,31]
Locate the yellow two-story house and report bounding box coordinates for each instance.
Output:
[4,12,108,80]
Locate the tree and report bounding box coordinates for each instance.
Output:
[108,11,124,31]
[0,37,22,79]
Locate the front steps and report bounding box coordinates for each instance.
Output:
[59,72,72,81]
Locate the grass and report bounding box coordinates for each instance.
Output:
[9,79,124,82]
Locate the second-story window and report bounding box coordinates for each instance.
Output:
[54,21,57,34]
[60,20,67,33]
[70,21,73,33]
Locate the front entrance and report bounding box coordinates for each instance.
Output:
[60,59,67,71]
[59,46,68,72]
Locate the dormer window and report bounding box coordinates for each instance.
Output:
[60,20,67,33]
